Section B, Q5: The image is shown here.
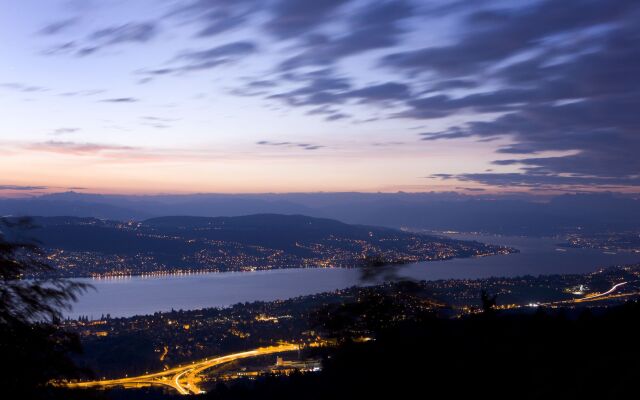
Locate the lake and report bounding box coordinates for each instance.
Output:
[68,233,640,319]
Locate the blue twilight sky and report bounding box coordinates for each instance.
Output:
[0,0,638,195]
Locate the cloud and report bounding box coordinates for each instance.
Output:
[304,105,350,121]
[38,18,80,35]
[432,172,640,188]
[18,141,204,164]
[89,22,158,44]
[325,113,350,121]
[100,97,139,103]
[265,0,351,39]
[18,141,218,163]
[420,128,472,141]
[266,69,410,114]
[59,89,105,97]
[140,116,178,129]
[345,82,410,104]
[22,0,640,191]
[0,82,48,93]
[47,22,159,56]
[142,116,178,122]
[51,127,80,135]
[42,41,77,56]
[171,0,351,40]
[247,80,277,89]
[26,141,136,155]
[392,0,640,189]
[257,140,324,150]
[141,41,257,76]
[170,0,259,37]
[381,0,638,77]
[277,1,413,70]
[267,69,350,106]
[371,141,404,147]
[169,0,410,73]
[230,79,279,96]
[179,41,256,61]
[0,185,48,191]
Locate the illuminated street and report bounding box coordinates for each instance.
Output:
[66,343,299,395]
[551,281,638,306]
[574,282,628,302]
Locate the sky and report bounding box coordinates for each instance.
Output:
[0,0,638,196]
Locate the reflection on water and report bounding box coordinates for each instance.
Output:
[69,234,640,319]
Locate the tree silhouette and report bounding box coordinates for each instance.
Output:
[480,289,497,315]
[0,218,90,396]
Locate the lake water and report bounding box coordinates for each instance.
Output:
[68,234,640,319]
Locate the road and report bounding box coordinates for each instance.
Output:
[574,281,627,302]
[537,281,635,307]
[66,343,299,395]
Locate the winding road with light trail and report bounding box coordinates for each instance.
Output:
[574,281,628,302]
[66,343,299,395]
[542,280,639,307]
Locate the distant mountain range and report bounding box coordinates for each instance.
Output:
[2,192,640,235]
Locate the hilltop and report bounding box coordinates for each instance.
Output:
[14,214,511,278]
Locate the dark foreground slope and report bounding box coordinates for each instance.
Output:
[62,300,640,400]
[211,303,640,400]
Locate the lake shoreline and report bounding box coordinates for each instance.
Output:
[66,233,640,319]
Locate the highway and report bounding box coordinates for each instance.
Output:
[574,281,627,302]
[539,280,635,307]
[66,343,299,395]
[173,370,190,395]
[490,281,638,311]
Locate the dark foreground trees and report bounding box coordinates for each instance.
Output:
[0,218,90,397]
[86,282,640,400]
[199,294,640,400]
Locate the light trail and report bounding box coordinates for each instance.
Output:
[65,343,299,395]
[535,281,634,307]
[173,369,191,395]
[574,282,627,302]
